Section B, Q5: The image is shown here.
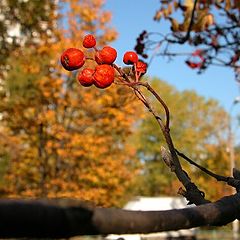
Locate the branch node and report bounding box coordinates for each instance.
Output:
[181,182,210,205]
[233,168,240,180]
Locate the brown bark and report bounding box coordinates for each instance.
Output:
[0,193,240,238]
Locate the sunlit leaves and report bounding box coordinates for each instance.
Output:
[0,0,141,207]
[0,0,57,70]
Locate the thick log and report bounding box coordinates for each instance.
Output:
[0,193,240,238]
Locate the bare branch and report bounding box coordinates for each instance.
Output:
[112,63,208,205]
[136,82,170,130]
[130,85,207,205]
[176,149,240,191]
[0,195,240,238]
[179,0,199,44]
[176,148,228,182]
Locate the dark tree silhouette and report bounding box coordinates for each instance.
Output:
[135,0,240,81]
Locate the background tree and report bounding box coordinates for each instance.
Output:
[0,0,142,207]
[135,0,240,81]
[0,0,58,74]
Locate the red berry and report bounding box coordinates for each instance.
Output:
[78,68,95,87]
[95,46,117,64]
[93,64,115,89]
[136,61,147,74]
[185,60,201,69]
[123,51,138,65]
[61,48,85,71]
[83,34,96,48]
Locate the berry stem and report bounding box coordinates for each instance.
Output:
[112,64,131,83]
[137,82,170,130]
[85,57,95,61]
[133,63,139,82]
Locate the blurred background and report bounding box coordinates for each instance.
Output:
[0,0,239,239]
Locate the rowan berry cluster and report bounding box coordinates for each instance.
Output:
[60,34,147,89]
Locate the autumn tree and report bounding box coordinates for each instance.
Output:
[135,0,240,81]
[0,0,58,74]
[130,78,230,199]
[0,0,58,192]
[0,0,142,207]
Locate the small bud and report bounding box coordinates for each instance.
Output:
[161,146,175,171]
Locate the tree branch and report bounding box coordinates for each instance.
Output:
[179,0,199,44]
[176,148,228,182]
[176,149,240,191]
[0,195,240,238]
[130,84,208,205]
[112,66,208,205]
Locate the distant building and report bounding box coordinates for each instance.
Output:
[106,196,197,240]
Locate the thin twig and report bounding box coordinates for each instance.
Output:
[136,82,170,130]
[175,148,240,190]
[112,64,131,82]
[132,87,193,189]
[132,85,208,204]
[133,87,162,122]
[180,0,199,44]
[175,148,228,182]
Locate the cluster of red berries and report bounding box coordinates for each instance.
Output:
[60,34,147,89]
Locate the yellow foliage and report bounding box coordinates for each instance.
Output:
[2,0,141,208]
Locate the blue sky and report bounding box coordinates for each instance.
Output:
[104,0,240,115]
